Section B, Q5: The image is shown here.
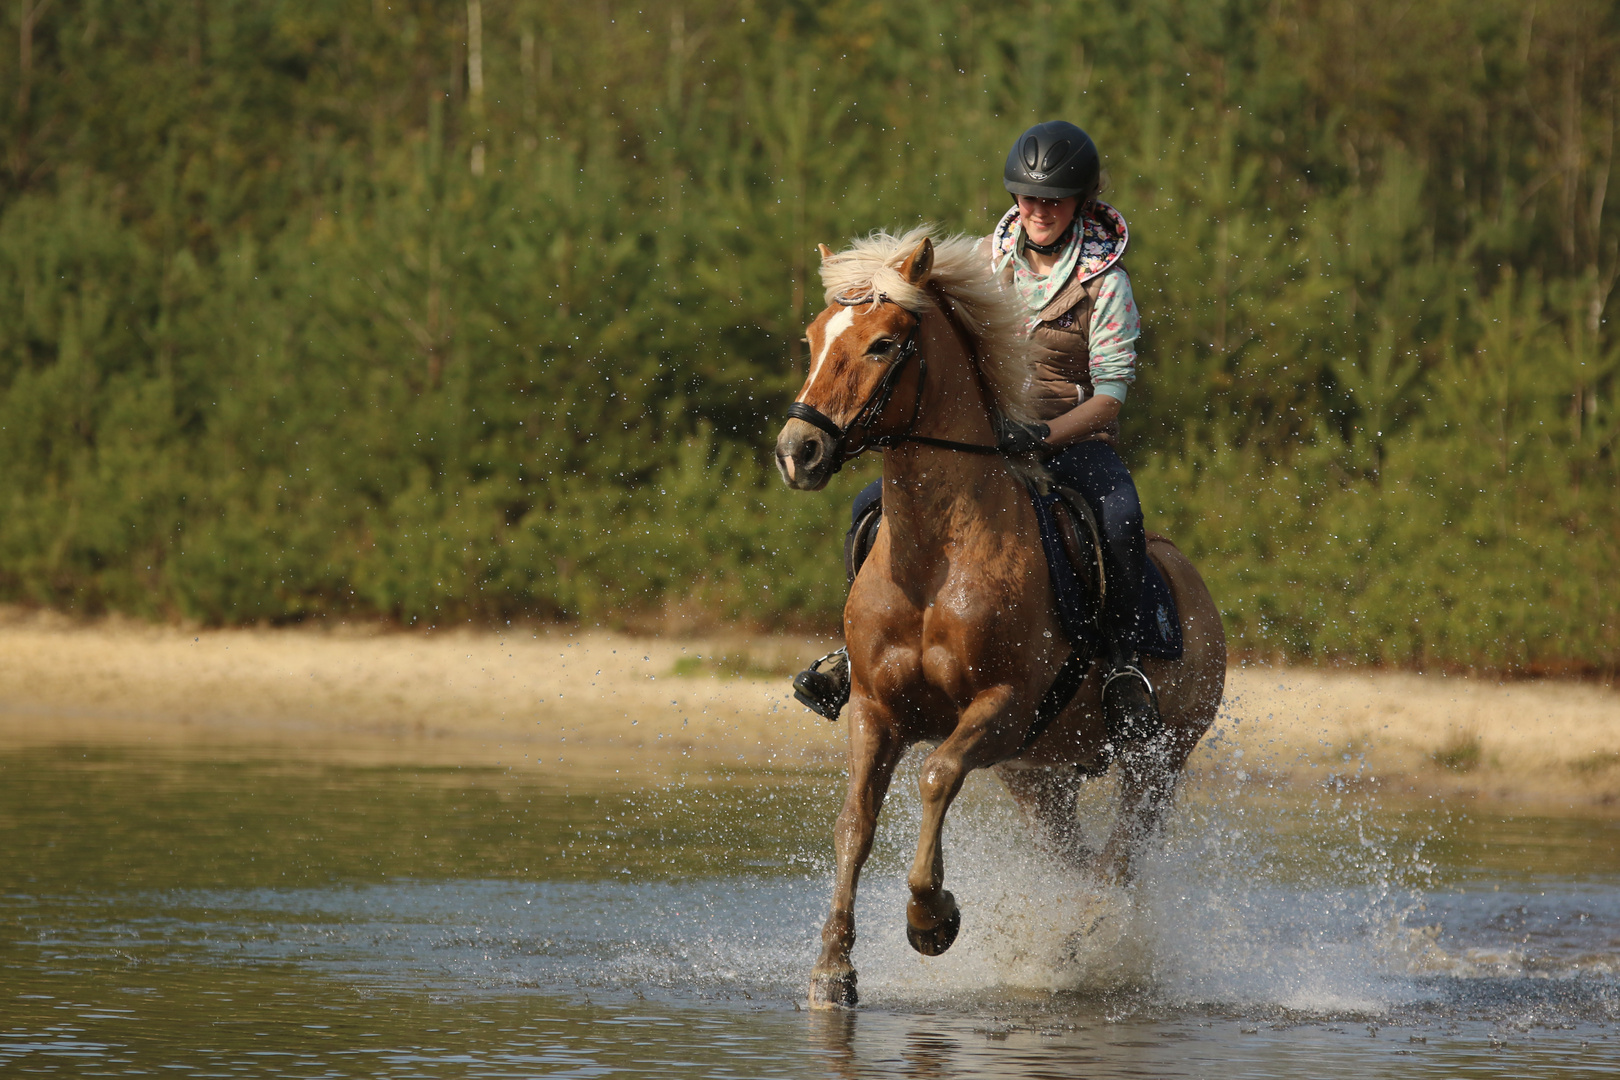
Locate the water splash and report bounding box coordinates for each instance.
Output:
[835,758,1436,1015]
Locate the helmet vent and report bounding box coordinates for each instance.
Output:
[1022,137,1040,171]
[1041,140,1071,174]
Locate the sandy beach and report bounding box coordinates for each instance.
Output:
[1,607,1616,810]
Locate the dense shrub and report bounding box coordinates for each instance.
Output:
[0,0,1615,672]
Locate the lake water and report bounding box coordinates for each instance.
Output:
[2,744,1618,1077]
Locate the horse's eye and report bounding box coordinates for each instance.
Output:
[867,338,893,355]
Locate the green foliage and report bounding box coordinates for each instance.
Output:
[0,0,1615,671]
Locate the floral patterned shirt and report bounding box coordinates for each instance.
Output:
[1085,267,1139,404]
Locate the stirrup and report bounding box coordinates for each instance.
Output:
[1102,663,1162,743]
[1101,663,1154,699]
[792,647,850,721]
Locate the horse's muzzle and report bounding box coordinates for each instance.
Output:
[775,418,836,491]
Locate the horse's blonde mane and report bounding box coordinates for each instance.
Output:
[818,224,1038,423]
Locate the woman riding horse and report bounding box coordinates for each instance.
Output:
[794,120,1159,744]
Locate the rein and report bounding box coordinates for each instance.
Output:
[785,290,1001,472]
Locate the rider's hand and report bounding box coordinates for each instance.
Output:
[995,415,1050,455]
[1082,419,1121,445]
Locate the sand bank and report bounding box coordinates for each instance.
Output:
[0,609,843,772]
[1,609,1615,809]
[1209,666,1620,812]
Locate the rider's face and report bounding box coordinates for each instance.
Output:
[1015,195,1079,247]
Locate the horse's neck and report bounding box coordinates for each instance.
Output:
[880,304,1019,556]
[912,302,999,449]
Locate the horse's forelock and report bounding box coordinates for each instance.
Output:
[818,225,1038,424]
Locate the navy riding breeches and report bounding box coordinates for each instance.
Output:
[844,441,1146,653]
[1044,441,1146,651]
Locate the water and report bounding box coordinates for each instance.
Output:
[3,745,1618,1077]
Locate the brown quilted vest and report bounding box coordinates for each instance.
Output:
[980,213,1130,423]
[1004,257,1127,422]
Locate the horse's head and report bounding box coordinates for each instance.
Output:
[775,237,933,491]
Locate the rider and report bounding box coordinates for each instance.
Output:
[792,120,1161,745]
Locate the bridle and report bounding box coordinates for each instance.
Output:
[785,290,1001,473]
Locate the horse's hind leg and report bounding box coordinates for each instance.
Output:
[998,765,1093,868]
[1098,728,1200,884]
[905,687,1027,956]
[810,706,903,1009]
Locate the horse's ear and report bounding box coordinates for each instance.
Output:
[817,243,834,262]
[899,237,933,284]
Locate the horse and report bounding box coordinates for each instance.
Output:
[773,226,1227,1009]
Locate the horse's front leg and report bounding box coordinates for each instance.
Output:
[904,685,1026,956]
[810,701,903,1009]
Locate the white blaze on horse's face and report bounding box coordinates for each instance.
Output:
[778,294,916,492]
[800,305,856,403]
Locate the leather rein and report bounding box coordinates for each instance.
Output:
[785,290,1001,473]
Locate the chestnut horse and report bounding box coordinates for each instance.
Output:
[774,227,1226,1009]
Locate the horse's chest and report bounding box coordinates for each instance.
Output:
[852,537,1048,720]
[870,593,1028,714]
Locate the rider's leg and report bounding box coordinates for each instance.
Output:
[1047,443,1145,639]
[849,478,883,528]
[1044,442,1161,742]
[793,479,882,720]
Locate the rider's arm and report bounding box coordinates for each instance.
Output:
[1088,267,1140,402]
[1042,268,1137,449]
[1044,393,1121,448]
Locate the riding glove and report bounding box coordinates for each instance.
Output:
[995,415,1051,455]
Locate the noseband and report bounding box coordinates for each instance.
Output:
[786,291,1001,473]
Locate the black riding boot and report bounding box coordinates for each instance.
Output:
[793,647,850,721]
[1098,539,1162,742]
[791,482,882,721]
[1097,554,1160,743]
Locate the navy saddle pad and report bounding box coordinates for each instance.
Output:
[1030,488,1184,661]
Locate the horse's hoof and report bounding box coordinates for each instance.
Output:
[809,968,858,1009]
[906,903,961,957]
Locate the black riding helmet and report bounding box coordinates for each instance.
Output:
[1003,120,1100,200]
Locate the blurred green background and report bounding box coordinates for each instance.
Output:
[0,0,1615,673]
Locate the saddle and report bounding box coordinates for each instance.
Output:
[1028,485,1183,660]
[845,486,1182,661]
